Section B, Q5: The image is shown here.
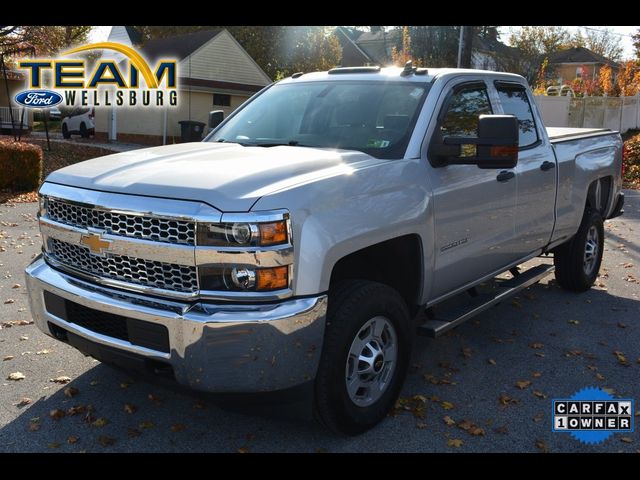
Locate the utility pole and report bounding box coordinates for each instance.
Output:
[457,27,464,68]
[459,26,474,69]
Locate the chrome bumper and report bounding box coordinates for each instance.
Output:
[25,256,327,393]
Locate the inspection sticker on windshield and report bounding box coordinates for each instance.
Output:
[552,387,634,445]
[367,139,390,148]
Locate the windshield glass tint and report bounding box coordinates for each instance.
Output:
[208,81,430,159]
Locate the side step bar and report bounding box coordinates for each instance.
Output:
[418,264,555,338]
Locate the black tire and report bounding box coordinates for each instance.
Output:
[554,208,604,292]
[314,280,412,435]
[62,123,71,139]
[80,122,89,138]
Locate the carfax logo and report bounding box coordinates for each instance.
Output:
[15,42,177,109]
[552,387,634,444]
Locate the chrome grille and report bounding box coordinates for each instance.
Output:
[49,238,198,293]
[46,198,195,245]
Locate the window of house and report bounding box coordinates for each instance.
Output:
[495,82,538,148]
[213,94,231,107]
[576,66,583,79]
[439,84,492,138]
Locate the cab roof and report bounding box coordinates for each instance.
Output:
[277,67,526,85]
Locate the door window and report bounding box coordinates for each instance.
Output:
[495,83,538,147]
[440,85,492,138]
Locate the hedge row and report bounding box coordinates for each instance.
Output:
[0,140,43,191]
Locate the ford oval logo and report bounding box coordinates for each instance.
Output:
[14,90,63,108]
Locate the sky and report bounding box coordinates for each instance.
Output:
[500,26,638,59]
[91,25,639,60]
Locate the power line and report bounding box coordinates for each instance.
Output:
[576,26,636,38]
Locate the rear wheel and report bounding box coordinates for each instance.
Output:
[554,208,604,292]
[80,122,89,138]
[62,123,70,139]
[314,280,412,435]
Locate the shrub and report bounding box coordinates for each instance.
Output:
[0,140,43,192]
[623,132,640,188]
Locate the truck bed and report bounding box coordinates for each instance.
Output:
[546,127,614,143]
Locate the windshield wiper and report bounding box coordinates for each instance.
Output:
[250,140,307,147]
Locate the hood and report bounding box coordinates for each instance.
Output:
[46,142,386,212]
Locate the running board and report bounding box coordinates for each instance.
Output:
[418,264,555,338]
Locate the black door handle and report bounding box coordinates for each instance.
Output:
[540,161,556,171]
[496,170,515,182]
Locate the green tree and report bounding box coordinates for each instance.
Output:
[0,26,92,56]
[578,28,623,62]
[409,26,460,67]
[135,26,341,80]
[508,26,571,58]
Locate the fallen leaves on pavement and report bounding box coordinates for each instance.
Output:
[67,436,79,444]
[487,358,496,365]
[64,387,79,398]
[124,404,138,414]
[499,394,520,406]
[529,343,544,349]
[443,416,456,426]
[391,395,428,418]
[614,351,630,366]
[139,421,155,429]
[568,319,580,325]
[50,376,71,384]
[127,428,142,438]
[447,439,464,448]
[98,436,116,447]
[515,380,532,390]
[535,440,549,453]
[621,437,633,444]
[457,419,485,436]
[3,355,14,361]
[237,447,250,453]
[171,423,186,432]
[533,391,548,399]
[49,409,66,420]
[92,418,109,428]
[16,397,32,407]
[7,372,25,381]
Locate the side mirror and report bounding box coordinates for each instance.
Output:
[209,110,224,130]
[431,114,519,169]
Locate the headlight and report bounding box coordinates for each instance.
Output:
[199,265,289,291]
[197,220,288,247]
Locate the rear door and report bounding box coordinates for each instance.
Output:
[492,81,556,256]
[427,79,518,298]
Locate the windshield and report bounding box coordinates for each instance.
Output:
[207,80,431,159]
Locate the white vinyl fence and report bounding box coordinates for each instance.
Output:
[534,95,640,133]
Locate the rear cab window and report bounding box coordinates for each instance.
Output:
[495,81,539,148]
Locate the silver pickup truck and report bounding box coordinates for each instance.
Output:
[25,65,624,435]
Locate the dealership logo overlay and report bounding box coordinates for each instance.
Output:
[15,42,177,108]
[552,387,634,445]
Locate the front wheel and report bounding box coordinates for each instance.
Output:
[314,280,412,435]
[554,208,604,292]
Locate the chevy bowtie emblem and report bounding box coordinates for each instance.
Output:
[80,232,112,255]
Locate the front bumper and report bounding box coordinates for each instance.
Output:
[25,256,327,393]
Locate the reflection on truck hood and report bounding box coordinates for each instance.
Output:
[45,142,386,212]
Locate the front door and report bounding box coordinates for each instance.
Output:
[428,80,518,299]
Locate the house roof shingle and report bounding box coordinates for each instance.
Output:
[142,29,223,61]
[546,47,619,67]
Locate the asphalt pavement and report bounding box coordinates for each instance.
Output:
[0,192,638,452]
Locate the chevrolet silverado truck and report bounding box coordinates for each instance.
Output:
[26,65,625,435]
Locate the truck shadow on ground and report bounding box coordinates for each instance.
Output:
[1,283,638,452]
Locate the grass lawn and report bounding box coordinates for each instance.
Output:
[32,120,61,133]
[0,136,115,204]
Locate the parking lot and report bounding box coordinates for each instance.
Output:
[1,193,638,452]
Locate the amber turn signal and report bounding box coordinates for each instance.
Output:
[258,221,287,246]
[256,266,288,290]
